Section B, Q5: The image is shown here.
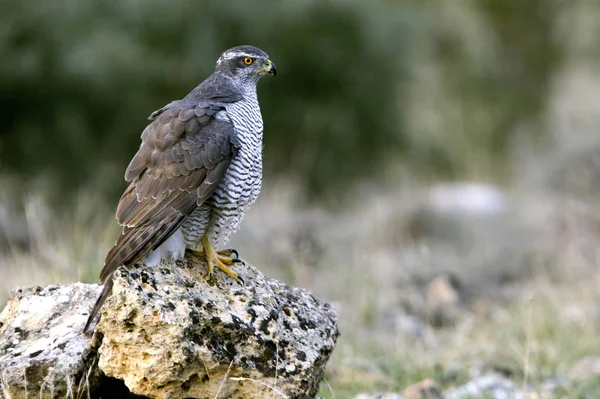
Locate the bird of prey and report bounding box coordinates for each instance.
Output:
[84,45,276,333]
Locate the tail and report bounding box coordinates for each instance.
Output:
[83,277,114,334]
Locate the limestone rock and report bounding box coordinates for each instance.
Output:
[569,356,600,381]
[0,283,102,399]
[445,374,523,399]
[427,182,508,217]
[401,378,442,399]
[426,273,463,328]
[426,274,460,309]
[0,256,338,399]
[353,393,406,399]
[95,256,339,398]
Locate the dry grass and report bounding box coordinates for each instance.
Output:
[0,182,117,304]
[317,197,600,397]
[1,176,600,398]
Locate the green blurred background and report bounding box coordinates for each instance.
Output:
[0,0,569,202]
[3,0,600,397]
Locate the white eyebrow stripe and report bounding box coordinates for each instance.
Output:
[217,51,263,64]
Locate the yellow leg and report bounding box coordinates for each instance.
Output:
[192,235,240,282]
[187,249,238,266]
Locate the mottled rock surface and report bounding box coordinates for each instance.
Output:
[569,356,600,382]
[401,378,442,399]
[445,374,522,399]
[96,255,339,398]
[353,394,406,399]
[0,256,339,399]
[0,283,102,399]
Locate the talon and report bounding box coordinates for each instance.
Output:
[217,248,240,260]
[200,235,241,282]
[238,276,245,286]
[232,258,242,264]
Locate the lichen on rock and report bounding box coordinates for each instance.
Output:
[0,256,339,399]
[0,283,102,398]
[96,256,339,398]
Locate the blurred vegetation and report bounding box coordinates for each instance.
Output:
[3,2,600,397]
[0,0,572,203]
[411,0,565,180]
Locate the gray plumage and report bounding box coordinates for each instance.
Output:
[84,45,276,333]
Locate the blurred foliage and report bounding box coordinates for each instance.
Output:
[405,0,565,181]
[0,0,415,202]
[0,0,570,203]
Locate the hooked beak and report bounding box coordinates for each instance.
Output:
[263,59,277,77]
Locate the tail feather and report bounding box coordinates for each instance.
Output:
[83,219,183,334]
[83,277,114,334]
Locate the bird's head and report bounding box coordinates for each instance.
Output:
[215,45,277,86]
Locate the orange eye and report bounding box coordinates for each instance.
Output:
[243,57,253,65]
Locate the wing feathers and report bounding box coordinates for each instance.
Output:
[99,101,238,284]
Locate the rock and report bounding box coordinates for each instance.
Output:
[426,274,460,309]
[96,256,339,398]
[401,378,443,399]
[445,374,524,399]
[569,356,600,381]
[426,273,463,328]
[0,256,339,399]
[0,283,102,399]
[353,393,406,399]
[427,182,508,218]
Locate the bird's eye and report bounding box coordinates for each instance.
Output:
[243,57,253,65]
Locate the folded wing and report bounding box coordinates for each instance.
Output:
[99,101,238,283]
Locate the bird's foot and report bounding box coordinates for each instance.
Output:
[217,248,243,264]
[186,248,242,266]
[189,237,243,284]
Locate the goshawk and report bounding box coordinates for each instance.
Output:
[84,45,276,333]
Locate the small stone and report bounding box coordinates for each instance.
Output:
[402,378,443,399]
[426,274,460,309]
[569,356,600,381]
[445,374,522,399]
[426,273,462,328]
[428,182,508,217]
[353,393,406,399]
